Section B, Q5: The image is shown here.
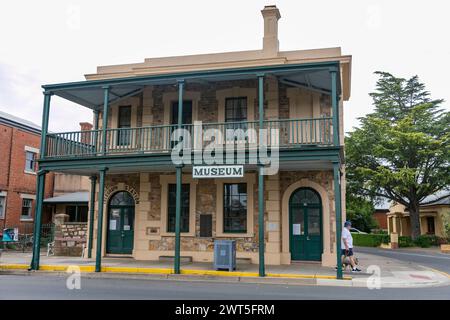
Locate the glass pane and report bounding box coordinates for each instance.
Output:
[225,97,247,122]
[292,207,304,235]
[123,207,133,231]
[223,183,247,233]
[109,208,121,231]
[79,206,88,222]
[291,188,320,205]
[118,106,131,127]
[307,208,320,235]
[110,192,134,206]
[167,184,190,232]
[66,206,77,222]
[171,101,192,124]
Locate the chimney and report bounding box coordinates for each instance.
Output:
[79,122,93,144]
[79,122,93,131]
[261,5,281,56]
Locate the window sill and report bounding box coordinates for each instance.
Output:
[215,232,254,238]
[24,170,37,175]
[20,218,34,222]
[160,231,196,237]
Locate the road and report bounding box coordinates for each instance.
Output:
[357,247,450,274]
[0,274,449,300]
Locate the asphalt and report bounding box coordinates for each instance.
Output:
[0,274,449,300]
[357,247,450,274]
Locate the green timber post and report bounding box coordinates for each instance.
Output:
[333,162,343,279]
[29,170,47,270]
[93,110,99,153]
[95,167,108,272]
[101,86,109,156]
[30,91,52,271]
[174,79,184,274]
[330,68,339,146]
[257,73,265,277]
[87,175,97,258]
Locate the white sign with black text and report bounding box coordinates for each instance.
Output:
[192,165,244,179]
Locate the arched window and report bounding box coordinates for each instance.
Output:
[290,188,320,206]
[109,191,134,206]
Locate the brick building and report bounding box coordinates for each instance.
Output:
[0,110,54,233]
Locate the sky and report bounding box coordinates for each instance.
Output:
[0,0,449,133]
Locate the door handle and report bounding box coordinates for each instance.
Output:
[306,236,310,241]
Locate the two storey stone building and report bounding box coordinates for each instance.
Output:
[30,5,352,278]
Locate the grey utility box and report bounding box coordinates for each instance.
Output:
[213,240,236,271]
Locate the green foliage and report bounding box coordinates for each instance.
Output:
[352,233,390,247]
[346,194,377,233]
[346,72,450,239]
[413,235,432,248]
[398,235,447,247]
[398,236,414,248]
[352,233,447,248]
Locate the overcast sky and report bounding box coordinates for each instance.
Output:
[0,0,449,133]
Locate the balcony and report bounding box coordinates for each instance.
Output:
[45,117,333,159]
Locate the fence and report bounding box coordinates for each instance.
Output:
[1,223,54,252]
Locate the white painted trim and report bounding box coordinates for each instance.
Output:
[159,174,198,237]
[0,193,6,219]
[24,146,39,154]
[216,87,256,123]
[281,177,334,266]
[20,193,36,200]
[214,173,256,238]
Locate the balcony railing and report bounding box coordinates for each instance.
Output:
[45,117,333,159]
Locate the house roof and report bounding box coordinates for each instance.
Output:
[374,198,391,211]
[44,192,89,204]
[0,110,41,135]
[421,191,450,206]
[374,191,450,211]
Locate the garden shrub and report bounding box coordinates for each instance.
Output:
[413,235,433,248]
[398,236,414,247]
[352,233,389,247]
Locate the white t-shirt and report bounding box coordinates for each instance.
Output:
[341,228,353,249]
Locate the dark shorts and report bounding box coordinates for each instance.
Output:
[341,248,353,256]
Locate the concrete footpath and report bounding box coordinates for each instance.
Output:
[1,251,449,288]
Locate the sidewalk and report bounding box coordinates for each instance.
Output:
[1,251,449,288]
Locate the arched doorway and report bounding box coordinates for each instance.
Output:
[106,191,135,254]
[289,187,323,261]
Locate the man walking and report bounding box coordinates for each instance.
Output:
[341,221,361,272]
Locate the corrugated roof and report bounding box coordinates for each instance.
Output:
[44,192,89,203]
[0,110,41,134]
[421,191,450,206]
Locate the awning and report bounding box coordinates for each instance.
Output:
[42,61,341,111]
[44,192,89,204]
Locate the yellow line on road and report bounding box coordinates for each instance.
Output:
[0,264,351,280]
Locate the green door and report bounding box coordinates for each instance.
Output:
[289,188,322,261]
[106,192,135,254]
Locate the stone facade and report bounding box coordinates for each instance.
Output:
[104,80,332,130]
[54,221,87,256]
[279,170,336,261]
[88,169,338,266]
[86,79,340,267]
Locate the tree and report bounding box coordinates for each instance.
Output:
[346,193,377,233]
[346,72,450,239]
